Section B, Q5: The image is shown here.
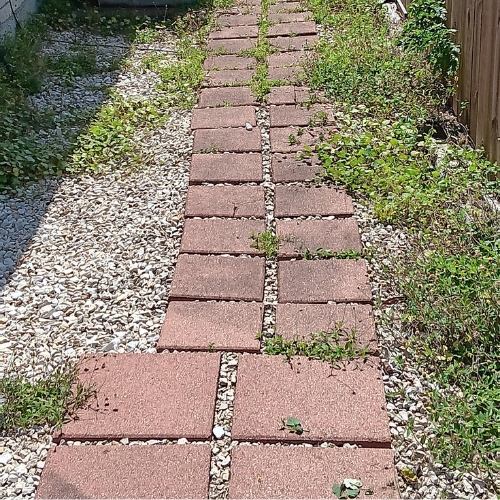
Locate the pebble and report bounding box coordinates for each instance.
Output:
[212,426,225,439]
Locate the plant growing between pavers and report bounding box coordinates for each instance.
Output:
[332,478,363,499]
[300,248,362,260]
[250,230,282,258]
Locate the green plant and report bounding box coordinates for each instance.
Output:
[332,479,362,499]
[301,248,362,260]
[250,231,281,258]
[283,416,304,434]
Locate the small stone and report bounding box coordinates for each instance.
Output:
[213,426,225,439]
[177,438,189,445]
[245,122,253,131]
[0,453,12,465]
[103,339,119,352]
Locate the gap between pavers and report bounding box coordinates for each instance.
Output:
[36,445,211,500]
[54,353,221,442]
[191,106,256,130]
[231,354,391,445]
[158,301,263,352]
[228,446,399,499]
[190,153,263,184]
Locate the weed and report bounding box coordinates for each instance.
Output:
[332,479,362,499]
[282,417,304,435]
[301,248,362,260]
[250,231,281,258]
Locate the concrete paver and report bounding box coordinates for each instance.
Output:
[271,152,322,182]
[208,37,257,54]
[190,153,263,184]
[269,35,319,51]
[209,25,259,39]
[267,21,317,37]
[203,54,256,70]
[217,13,259,26]
[270,125,335,152]
[205,69,255,87]
[191,106,256,129]
[193,127,262,153]
[270,104,333,127]
[198,87,258,107]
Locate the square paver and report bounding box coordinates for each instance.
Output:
[208,38,257,54]
[270,126,334,152]
[185,186,265,218]
[170,254,265,301]
[198,87,258,108]
[271,152,322,182]
[269,35,319,51]
[209,26,259,40]
[276,303,377,351]
[204,69,254,87]
[270,104,334,127]
[191,107,256,129]
[276,219,362,258]
[181,219,266,254]
[278,259,373,303]
[268,11,312,23]
[36,444,211,499]
[203,55,255,70]
[275,185,353,217]
[158,301,263,352]
[232,355,391,445]
[190,153,263,184]
[229,446,398,499]
[55,353,220,441]
[193,128,262,153]
[267,21,317,37]
[217,14,259,26]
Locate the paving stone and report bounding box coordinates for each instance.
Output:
[190,153,263,183]
[267,21,317,37]
[270,104,334,127]
[276,303,377,351]
[268,65,305,83]
[203,54,256,70]
[208,37,257,54]
[268,11,312,23]
[158,301,263,352]
[191,106,256,129]
[205,69,255,87]
[193,127,262,153]
[277,259,373,303]
[270,126,334,152]
[170,254,265,301]
[269,2,304,14]
[236,0,261,6]
[185,186,265,218]
[276,219,362,258]
[217,13,259,26]
[36,445,211,499]
[267,86,314,105]
[180,219,266,254]
[209,25,259,40]
[275,185,353,217]
[232,355,390,444]
[268,52,308,67]
[198,87,258,107]
[55,353,220,441]
[269,35,319,51]
[229,446,398,499]
[271,152,322,182]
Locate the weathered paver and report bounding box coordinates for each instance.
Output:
[55,353,220,441]
[191,107,256,129]
[268,52,308,67]
[180,219,266,254]
[185,186,265,218]
[271,152,322,182]
[158,301,263,352]
[217,13,259,26]
[170,254,265,301]
[267,21,317,37]
[203,54,256,70]
[36,445,211,499]
[270,125,334,152]
[198,87,258,108]
[268,11,312,23]
[209,25,259,39]
[269,104,333,127]
[268,65,305,83]
[267,86,313,105]
[193,127,262,153]
[208,37,257,54]
[275,303,377,351]
[204,69,255,87]
[190,153,263,183]
[275,185,353,217]
[278,259,373,303]
[276,219,362,258]
[229,446,398,499]
[269,2,303,14]
[232,355,390,444]
[269,35,319,51]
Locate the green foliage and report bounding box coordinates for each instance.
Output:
[400,0,460,78]
[332,479,362,499]
[250,231,281,258]
[47,45,100,79]
[283,416,303,435]
[301,248,362,260]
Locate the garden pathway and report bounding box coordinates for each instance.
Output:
[35,0,398,497]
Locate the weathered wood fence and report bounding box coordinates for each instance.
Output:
[400,0,500,165]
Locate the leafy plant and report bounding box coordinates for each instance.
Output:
[250,231,282,258]
[283,416,304,435]
[301,248,362,260]
[332,479,362,499]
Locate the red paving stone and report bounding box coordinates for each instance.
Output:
[217,13,259,26]
[170,254,265,301]
[268,52,308,67]
[158,301,263,352]
[274,185,353,217]
[205,69,255,87]
[276,303,377,351]
[278,259,373,303]
[270,125,334,152]
[229,446,398,499]
[191,106,256,129]
[232,355,391,445]
[208,37,257,54]
[268,86,309,104]
[268,11,312,23]
[269,2,304,13]
[271,152,322,182]
[185,186,265,218]
[198,87,258,107]
[203,54,255,70]
[36,445,211,499]
[193,127,262,153]
[269,35,319,51]
[267,21,317,37]
[55,353,220,441]
[180,219,266,254]
[268,65,305,83]
[209,25,259,39]
[269,104,333,127]
[190,153,263,183]
[276,219,362,258]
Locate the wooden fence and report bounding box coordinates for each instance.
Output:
[400,0,500,165]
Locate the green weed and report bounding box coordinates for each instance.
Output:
[250,231,281,258]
